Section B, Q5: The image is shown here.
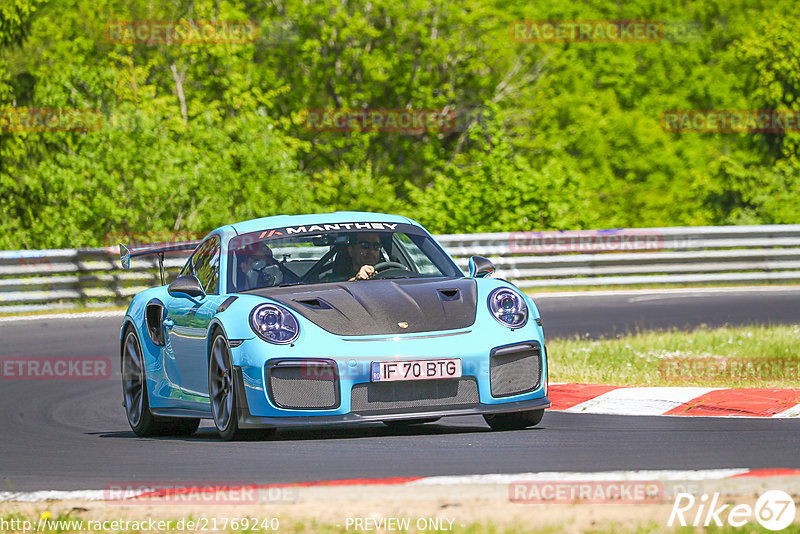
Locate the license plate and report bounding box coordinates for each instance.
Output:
[371,358,462,382]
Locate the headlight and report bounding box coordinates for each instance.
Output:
[249,304,299,344]
[487,288,528,328]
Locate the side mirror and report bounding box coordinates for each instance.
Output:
[168,275,206,298]
[468,256,495,278]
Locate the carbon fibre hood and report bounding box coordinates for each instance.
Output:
[247,278,477,335]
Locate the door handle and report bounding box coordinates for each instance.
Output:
[164,317,174,330]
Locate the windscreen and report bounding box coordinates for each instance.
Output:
[226,222,461,292]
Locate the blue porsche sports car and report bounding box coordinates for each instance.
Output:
[119,212,550,440]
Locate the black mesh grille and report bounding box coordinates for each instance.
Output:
[490,343,541,397]
[268,363,338,409]
[351,377,479,415]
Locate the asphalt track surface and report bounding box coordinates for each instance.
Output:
[1,287,799,491]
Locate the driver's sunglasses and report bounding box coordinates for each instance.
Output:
[358,241,382,250]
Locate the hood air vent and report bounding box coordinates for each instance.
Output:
[294,297,333,310]
[437,288,461,301]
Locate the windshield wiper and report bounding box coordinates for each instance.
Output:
[277,282,305,287]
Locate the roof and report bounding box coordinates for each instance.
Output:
[226,211,420,235]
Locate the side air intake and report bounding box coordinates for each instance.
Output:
[266,359,339,410]
[489,342,542,397]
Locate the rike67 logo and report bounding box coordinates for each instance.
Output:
[668,490,796,531]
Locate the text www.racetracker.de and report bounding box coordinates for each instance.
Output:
[0,516,280,532]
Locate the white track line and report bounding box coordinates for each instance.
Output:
[0,490,108,502]
[563,387,721,416]
[407,469,752,486]
[0,311,125,323]
[1,469,770,501]
[775,404,800,418]
[530,286,800,299]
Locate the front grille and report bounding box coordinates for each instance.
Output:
[267,361,339,410]
[490,342,542,397]
[351,377,479,415]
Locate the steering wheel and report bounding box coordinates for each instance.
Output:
[373,261,407,272]
[370,262,410,279]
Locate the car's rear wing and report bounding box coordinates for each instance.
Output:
[119,240,201,285]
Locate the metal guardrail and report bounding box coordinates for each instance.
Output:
[1,224,799,313]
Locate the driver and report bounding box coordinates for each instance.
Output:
[347,233,383,280]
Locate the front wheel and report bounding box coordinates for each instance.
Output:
[483,409,544,431]
[209,333,275,441]
[122,327,199,437]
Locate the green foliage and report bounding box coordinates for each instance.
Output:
[0,0,43,47]
[409,105,591,232]
[1,0,799,249]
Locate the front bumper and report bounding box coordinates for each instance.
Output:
[231,334,550,429]
[234,362,549,428]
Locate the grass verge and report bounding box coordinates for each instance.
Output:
[548,324,800,387]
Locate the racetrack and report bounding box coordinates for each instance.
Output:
[1,287,799,492]
[533,286,800,338]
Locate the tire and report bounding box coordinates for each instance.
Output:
[382,417,441,429]
[208,332,275,441]
[122,327,200,437]
[483,409,544,431]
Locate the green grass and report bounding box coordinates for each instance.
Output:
[548,324,800,387]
